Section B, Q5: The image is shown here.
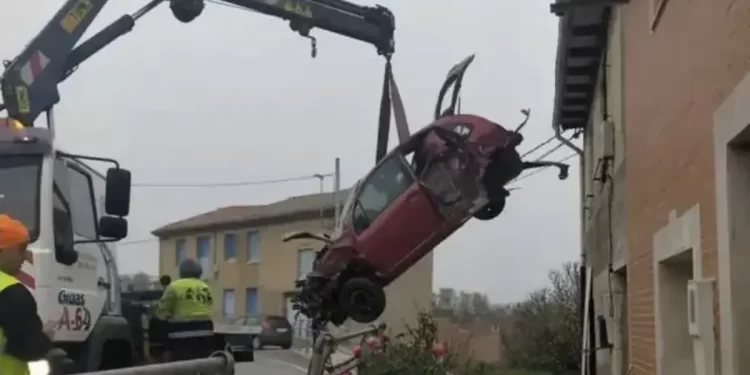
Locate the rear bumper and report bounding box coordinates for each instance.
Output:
[260,332,293,345]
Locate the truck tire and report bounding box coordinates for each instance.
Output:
[338,277,385,324]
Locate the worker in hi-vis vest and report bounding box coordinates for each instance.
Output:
[155,259,216,361]
[0,214,52,375]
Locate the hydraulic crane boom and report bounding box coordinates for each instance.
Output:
[0,0,395,126]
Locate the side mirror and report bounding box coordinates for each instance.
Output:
[105,168,131,217]
[98,216,128,240]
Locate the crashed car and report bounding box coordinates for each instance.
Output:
[288,55,569,328]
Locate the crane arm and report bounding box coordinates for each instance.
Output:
[222,0,394,56]
[0,0,116,126]
[0,0,395,127]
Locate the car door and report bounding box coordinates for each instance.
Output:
[419,125,483,221]
[352,154,441,279]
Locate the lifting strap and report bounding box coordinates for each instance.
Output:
[375,57,410,163]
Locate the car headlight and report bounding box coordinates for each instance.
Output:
[28,360,50,375]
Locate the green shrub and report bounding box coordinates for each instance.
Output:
[356,312,538,375]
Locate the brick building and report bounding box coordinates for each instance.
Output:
[551,1,750,375]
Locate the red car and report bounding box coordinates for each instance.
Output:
[288,55,569,327]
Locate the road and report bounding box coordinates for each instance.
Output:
[236,349,312,375]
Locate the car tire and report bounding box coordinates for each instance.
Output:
[473,198,506,221]
[281,342,292,350]
[251,336,263,350]
[338,277,386,324]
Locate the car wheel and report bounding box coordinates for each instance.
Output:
[338,277,386,324]
[473,198,506,221]
[281,341,292,350]
[251,336,263,350]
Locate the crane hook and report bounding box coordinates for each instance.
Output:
[305,35,317,58]
[290,21,317,58]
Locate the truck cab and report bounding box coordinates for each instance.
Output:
[0,119,135,371]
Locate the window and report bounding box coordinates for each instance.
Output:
[175,239,186,265]
[297,248,316,280]
[246,288,258,314]
[247,231,260,262]
[0,155,42,239]
[224,233,236,261]
[222,289,235,318]
[197,236,212,278]
[353,156,413,232]
[66,164,98,240]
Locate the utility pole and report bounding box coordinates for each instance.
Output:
[313,173,326,228]
[333,157,341,227]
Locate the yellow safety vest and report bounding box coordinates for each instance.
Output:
[168,278,214,320]
[0,271,30,375]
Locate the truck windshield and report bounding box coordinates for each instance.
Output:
[0,155,41,239]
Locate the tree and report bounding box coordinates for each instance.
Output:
[500,261,581,374]
[433,288,457,317]
[470,292,490,316]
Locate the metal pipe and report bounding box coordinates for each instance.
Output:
[72,351,234,375]
[333,157,341,226]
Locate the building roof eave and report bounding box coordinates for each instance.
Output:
[550,0,621,132]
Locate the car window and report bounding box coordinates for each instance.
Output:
[353,155,413,232]
[0,155,41,238]
[67,164,98,239]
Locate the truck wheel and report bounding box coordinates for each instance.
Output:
[338,277,385,324]
[473,198,506,221]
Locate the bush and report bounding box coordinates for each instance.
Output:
[357,313,539,375]
[356,261,580,375]
[358,312,454,375]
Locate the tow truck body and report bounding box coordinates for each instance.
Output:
[1,0,396,371]
[0,120,134,371]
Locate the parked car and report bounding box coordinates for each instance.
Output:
[288,55,570,329]
[226,315,294,350]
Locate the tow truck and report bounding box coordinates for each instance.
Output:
[0,0,395,371]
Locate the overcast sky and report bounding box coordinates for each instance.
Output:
[1,0,580,303]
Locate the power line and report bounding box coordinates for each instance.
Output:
[520,135,555,158]
[512,153,578,184]
[132,173,333,188]
[116,238,158,246]
[533,141,565,161]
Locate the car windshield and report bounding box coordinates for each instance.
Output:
[333,180,361,236]
[0,155,41,238]
[352,155,414,231]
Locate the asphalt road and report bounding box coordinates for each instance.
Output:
[236,349,312,375]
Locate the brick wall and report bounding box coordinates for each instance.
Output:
[621,1,750,374]
[434,317,504,364]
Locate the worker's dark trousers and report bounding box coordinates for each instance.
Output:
[166,320,216,361]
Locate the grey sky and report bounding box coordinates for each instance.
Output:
[1,0,580,303]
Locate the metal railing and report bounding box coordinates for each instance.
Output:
[307,323,387,375]
[52,351,235,375]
